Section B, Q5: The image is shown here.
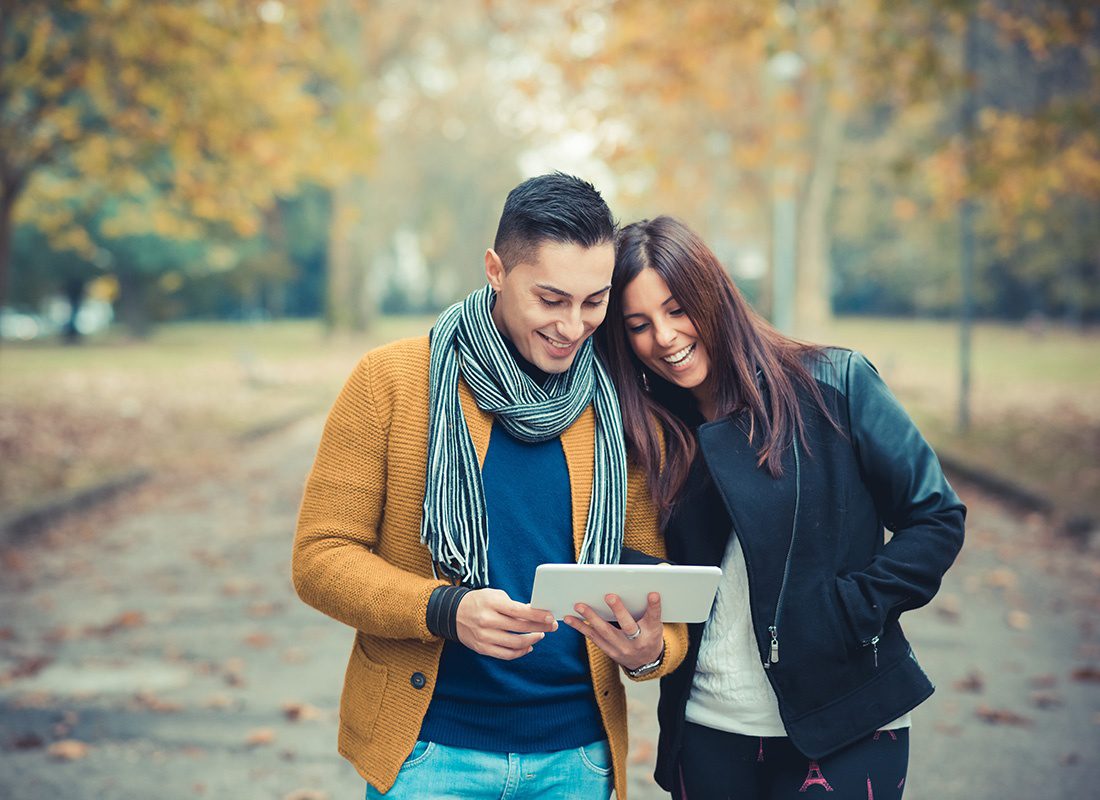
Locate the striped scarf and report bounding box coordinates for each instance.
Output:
[422,285,627,588]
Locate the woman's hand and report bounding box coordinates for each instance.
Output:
[563,592,664,671]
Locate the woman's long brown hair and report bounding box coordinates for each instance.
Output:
[598,216,834,519]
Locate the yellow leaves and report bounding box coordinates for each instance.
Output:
[892,197,919,222]
[87,276,120,302]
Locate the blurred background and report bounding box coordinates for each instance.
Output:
[0,1,1097,799]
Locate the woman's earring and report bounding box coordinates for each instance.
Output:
[640,369,651,393]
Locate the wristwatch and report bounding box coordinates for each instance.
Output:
[624,644,665,678]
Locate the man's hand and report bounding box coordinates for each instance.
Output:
[562,592,664,671]
[455,588,558,660]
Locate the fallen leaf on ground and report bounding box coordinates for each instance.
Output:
[47,739,89,761]
[1029,673,1058,688]
[1006,610,1031,630]
[629,741,655,764]
[953,670,984,693]
[985,568,1018,590]
[1030,691,1063,709]
[88,611,146,636]
[975,705,1032,726]
[281,648,308,664]
[283,790,328,800]
[282,702,323,722]
[1,655,53,682]
[934,594,961,622]
[245,728,276,746]
[1070,665,1100,683]
[244,632,273,649]
[247,602,280,618]
[6,732,45,750]
[203,693,235,710]
[132,692,183,713]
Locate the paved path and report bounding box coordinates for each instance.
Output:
[1,416,1097,799]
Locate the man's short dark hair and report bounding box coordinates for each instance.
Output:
[493,172,617,271]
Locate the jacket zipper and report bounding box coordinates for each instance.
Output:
[764,441,801,669]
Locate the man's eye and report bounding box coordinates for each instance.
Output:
[540,297,563,307]
[584,298,607,308]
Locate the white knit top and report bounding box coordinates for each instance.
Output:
[684,533,911,736]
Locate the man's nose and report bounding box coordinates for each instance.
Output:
[558,307,585,341]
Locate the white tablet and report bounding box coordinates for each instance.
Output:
[530,563,722,624]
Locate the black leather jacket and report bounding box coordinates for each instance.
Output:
[654,348,966,791]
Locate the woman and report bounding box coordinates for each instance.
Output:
[596,216,965,799]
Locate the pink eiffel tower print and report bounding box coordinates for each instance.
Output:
[758,737,765,762]
[873,729,898,741]
[799,761,834,792]
[866,775,874,800]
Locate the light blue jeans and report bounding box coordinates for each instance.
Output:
[365,739,613,799]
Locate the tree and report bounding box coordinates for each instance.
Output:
[1,0,364,319]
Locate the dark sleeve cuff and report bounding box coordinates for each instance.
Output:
[620,546,675,566]
[426,585,472,641]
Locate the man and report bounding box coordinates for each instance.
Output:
[293,173,688,799]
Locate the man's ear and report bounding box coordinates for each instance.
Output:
[485,248,507,291]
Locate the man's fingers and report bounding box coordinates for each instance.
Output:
[474,630,542,657]
[480,593,557,630]
[477,643,536,660]
[499,616,559,634]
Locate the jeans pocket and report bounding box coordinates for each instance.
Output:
[577,739,613,777]
[400,740,436,772]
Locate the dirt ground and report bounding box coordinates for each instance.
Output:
[1,415,1097,799]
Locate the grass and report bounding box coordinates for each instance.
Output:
[0,317,434,512]
[823,317,1100,522]
[1,315,1097,522]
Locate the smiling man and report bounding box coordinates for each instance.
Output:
[292,173,687,800]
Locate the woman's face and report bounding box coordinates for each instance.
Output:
[620,267,712,396]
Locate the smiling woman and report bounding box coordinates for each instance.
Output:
[619,266,713,410]
[596,215,965,800]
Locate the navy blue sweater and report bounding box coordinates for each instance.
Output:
[418,423,604,752]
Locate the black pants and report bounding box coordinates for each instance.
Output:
[677,722,909,800]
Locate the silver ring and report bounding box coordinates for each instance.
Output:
[625,626,642,641]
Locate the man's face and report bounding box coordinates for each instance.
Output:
[486,240,615,374]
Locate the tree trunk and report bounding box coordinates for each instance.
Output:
[116,271,152,339]
[0,179,20,313]
[62,275,87,344]
[795,93,845,339]
[325,181,355,333]
[325,179,374,334]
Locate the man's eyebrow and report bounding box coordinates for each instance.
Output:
[534,283,612,299]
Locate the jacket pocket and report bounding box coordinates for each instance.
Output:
[814,581,854,665]
[340,639,389,744]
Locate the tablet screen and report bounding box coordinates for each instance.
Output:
[530,563,722,623]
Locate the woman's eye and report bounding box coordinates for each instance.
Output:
[627,323,649,334]
[669,307,685,317]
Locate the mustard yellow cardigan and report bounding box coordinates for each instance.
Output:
[293,335,688,797]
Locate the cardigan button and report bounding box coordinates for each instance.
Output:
[410,672,427,690]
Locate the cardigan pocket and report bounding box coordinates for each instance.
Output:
[340,640,389,745]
